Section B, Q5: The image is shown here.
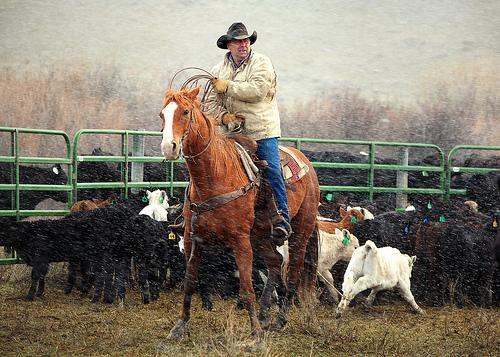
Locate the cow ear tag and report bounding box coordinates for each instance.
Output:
[423,216,430,224]
[168,232,176,240]
[404,223,409,235]
[342,231,350,246]
[326,193,333,201]
[439,215,445,222]
[142,195,148,203]
[493,217,498,228]
[350,215,358,224]
[427,201,432,209]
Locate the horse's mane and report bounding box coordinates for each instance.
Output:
[164,89,246,182]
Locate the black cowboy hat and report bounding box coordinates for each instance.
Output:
[217,22,257,49]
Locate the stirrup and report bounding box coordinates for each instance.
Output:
[271,220,292,246]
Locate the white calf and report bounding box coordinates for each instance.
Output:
[276,228,359,304]
[317,228,359,303]
[139,189,170,222]
[335,240,424,317]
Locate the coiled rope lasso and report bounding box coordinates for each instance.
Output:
[168,66,223,114]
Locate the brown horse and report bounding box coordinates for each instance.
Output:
[159,87,320,339]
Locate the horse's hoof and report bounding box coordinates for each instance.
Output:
[245,337,264,352]
[252,326,263,337]
[167,320,188,341]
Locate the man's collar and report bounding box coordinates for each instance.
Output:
[228,50,252,70]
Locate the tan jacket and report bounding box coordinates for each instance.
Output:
[207,51,281,140]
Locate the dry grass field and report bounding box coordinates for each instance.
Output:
[0,264,498,356]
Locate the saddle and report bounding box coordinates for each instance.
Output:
[228,133,309,184]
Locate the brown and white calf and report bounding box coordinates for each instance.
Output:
[335,240,424,317]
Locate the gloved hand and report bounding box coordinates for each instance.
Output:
[211,78,230,93]
[222,113,245,125]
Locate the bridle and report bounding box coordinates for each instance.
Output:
[178,104,215,161]
[163,67,225,161]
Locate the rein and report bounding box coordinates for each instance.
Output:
[178,97,257,217]
[185,179,257,241]
[181,110,214,160]
[186,180,257,215]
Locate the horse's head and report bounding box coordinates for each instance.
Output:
[159,87,201,160]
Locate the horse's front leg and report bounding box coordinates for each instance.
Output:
[167,236,201,340]
[232,237,262,337]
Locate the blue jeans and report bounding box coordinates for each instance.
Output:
[256,137,290,223]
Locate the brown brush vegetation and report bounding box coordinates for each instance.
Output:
[0,64,165,157]
[281,58,500,152]
[0,267,498,356]
[1,59,498,158]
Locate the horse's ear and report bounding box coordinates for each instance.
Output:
[187,87,200,100]
[339,206,347,217]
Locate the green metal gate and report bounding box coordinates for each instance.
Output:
[72,129,187,200]
[0,127,73,264]
[281,137,446,201]
[445,144,500,198]
[1,126,499,266]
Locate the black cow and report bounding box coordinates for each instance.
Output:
[0,163,68,210]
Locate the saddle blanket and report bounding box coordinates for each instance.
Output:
[279,146,310,184]
[235,144,310,185]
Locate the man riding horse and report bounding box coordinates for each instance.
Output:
[207,22,292,245]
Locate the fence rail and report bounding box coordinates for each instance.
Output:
[1,126,499,265]
[445,145,500,198]
[0,127,73,264]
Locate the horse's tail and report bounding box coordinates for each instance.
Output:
[300,228,319,300]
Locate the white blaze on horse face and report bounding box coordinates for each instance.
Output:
[160,101,179,160]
